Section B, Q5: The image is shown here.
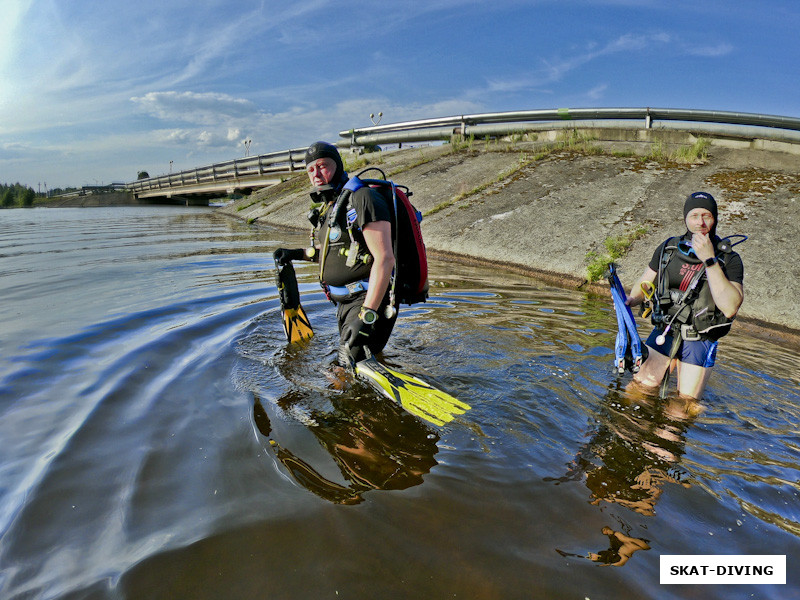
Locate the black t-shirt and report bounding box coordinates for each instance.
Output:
[316,185,392,287]
[648,233,744,292]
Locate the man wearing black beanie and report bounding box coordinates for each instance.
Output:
[625,192,744,400]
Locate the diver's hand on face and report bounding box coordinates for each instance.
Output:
[691,232,715,262]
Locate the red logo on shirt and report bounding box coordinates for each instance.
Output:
[678,263,703,291]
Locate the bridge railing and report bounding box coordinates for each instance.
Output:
[128,147,308,193]
[127,107,800,195]
[338,107,800,147]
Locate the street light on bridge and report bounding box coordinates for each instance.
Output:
[244,139,252,157]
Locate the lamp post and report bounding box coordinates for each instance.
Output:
[244,139,252,157]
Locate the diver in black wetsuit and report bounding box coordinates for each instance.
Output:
[274,142,397,364]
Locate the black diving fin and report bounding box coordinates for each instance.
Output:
[274,255,313,343]
[354,355,471,427]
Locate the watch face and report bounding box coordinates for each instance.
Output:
[361,309,377,324]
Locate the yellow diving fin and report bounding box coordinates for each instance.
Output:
[281,305,314,344]
[274,256,313,343]
[354,356,470,427]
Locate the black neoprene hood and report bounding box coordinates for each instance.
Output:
[305,141,345,185]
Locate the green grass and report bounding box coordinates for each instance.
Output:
[673,137,710,163]
[638,137,710,164]
[343,153,384,173]
[237,199,259,211]
[448,133,476,153]
[586,225,649,282]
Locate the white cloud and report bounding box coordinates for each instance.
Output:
[131,91,258,125]
[587,84,608,101]
[126,89,484,157]
[155,129,192,144]
[486,32,676,95]
[0,142,35,160]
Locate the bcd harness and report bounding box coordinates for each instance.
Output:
[312,168,428,311]
[650,235,745,342]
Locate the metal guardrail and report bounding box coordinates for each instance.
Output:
[127,147,308,196]
[126,108,800,197]
[338,107,800,147]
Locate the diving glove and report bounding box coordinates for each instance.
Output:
[273,247,306,265]
[339,307,379,364]
[342,308,377,346]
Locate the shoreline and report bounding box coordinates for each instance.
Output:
[234,215,800,350]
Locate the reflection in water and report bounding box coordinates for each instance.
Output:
[251,386,439,505]
[236,314,441,505]
[589,526,651,567]
[550,382,698,566]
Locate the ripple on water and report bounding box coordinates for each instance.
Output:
[1,214,798,599]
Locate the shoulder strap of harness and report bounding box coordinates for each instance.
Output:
[656,236,679,300]
[327,175,363,228]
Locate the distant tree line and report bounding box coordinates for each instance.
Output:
[0,183,88,207]
[1,183,36,208]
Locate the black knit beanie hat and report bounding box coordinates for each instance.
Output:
[683,192,718,236]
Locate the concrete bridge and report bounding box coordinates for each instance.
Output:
[128,147,308,203]
[127,107,800,202]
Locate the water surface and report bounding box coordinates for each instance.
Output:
[1,207,797,599]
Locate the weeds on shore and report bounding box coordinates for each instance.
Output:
[389,149,435,177]
[586,225,649,282]
[615,137,710,164]
[556,129,603,153]
[448,133,476,153]
[425,129,711,167]
[423,154,533,217]
[673,137,710,163]
[344,153,384,172]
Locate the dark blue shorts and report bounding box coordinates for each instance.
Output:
[645,328,719,368]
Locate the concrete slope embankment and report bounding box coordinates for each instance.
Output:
[218,139,800,339]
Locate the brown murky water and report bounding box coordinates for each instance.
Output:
[1,207,797,599]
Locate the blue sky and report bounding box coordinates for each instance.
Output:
[1,0,798,190]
